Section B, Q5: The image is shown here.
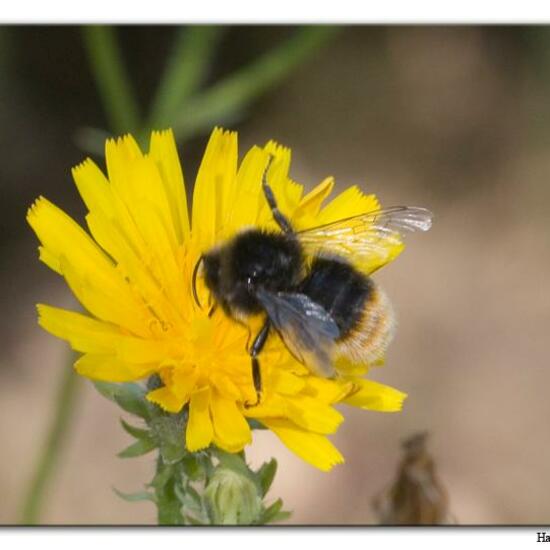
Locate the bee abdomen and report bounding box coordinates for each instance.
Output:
[337,285,395,365]
[300,257,395,366]
[300,257,371,336]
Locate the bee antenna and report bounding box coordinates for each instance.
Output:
[192,255,204,309]
[262,154,294,234]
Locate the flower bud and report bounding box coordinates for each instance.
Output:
[205,467,262,525]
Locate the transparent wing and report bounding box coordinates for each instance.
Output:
[256,288,339,378]
[298,206,433,274]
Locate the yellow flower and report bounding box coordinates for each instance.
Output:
[27,128,406,471]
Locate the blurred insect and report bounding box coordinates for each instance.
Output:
[372,432,453,525]
[193,157,433,406]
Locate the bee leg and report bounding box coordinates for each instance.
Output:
[245,320,270,408]
[192,255,205,309]
[261,156,294,235]
[208,303,217,318]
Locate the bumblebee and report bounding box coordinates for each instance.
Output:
[193,158,432,405]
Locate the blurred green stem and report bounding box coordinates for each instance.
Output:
[173,26,340,139]
[19,361,80,524]
[147,26,225,131]
[82,26,141,136]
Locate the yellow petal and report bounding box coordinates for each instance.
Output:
[147,386,188,413]
[303,376,353,404]
[211,393,251,452]
[115,337,176,365]
[86,209,184,333]
[343,379,407,411]
[72,158,114,218]
[292,176,335,229]
[105,134,143,189]
[192,128,238,249]
[171,365,200,400]
[285,395,344,434]
[317,185,380,225]
[271,369,306,396]
[257,141,303,228]
[243,393,287,418]
[37,304,121,354]
[263,418,344,472]
[112,155,179,259]
[59,255,148,337]
[149,129,190,243]
[27,197,150,336]
[74,353,155,382]
[223,145,269,234]
[186,387,213,451]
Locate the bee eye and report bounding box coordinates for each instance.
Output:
[246,271,259,288]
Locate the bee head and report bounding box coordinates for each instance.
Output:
[203,229,302,316]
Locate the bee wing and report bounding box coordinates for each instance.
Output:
[256,288,340,378]
[298,206,433,274]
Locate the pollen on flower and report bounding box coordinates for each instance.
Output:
[27,127,408,471]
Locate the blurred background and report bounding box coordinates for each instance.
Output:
[1,25,550,525]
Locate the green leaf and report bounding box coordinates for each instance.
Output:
[113,487,156,503]
[184,484,203,508]
[174,482,203,515]
[118,437,157,458]
[120,418,151,440]
[147,26,225,128]
[81,26,141,136]
[149,463,175,492]
[256,458,277,497]
[172,27,340,139]
[259,498,292,525]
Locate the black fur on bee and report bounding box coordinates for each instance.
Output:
[299,256,374,341]
[203,229,303,318]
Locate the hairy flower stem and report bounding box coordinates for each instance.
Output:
[19,359,80,524]
[154,459,185,525]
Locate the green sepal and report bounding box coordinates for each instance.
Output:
[118,437,157,458]
[120,418,151,440]
[113,487,156,503]
[113,385,153,420]
[185,514,205,525]
[247,418,267,430]
[181,454,204,481]
[174,481,203,516]
[256,458,277,497]
[150,415,186,465]
[258,498,292,524]
[94,381,153,420]
[214,449,259,487]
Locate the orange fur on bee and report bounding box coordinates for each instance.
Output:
[335,284,395,366]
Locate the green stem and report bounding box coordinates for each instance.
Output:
[19,360,81,524]
[147,26,225,131]
[172,26,340,140]
[154,459,185,525]
[81,26,141,136]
